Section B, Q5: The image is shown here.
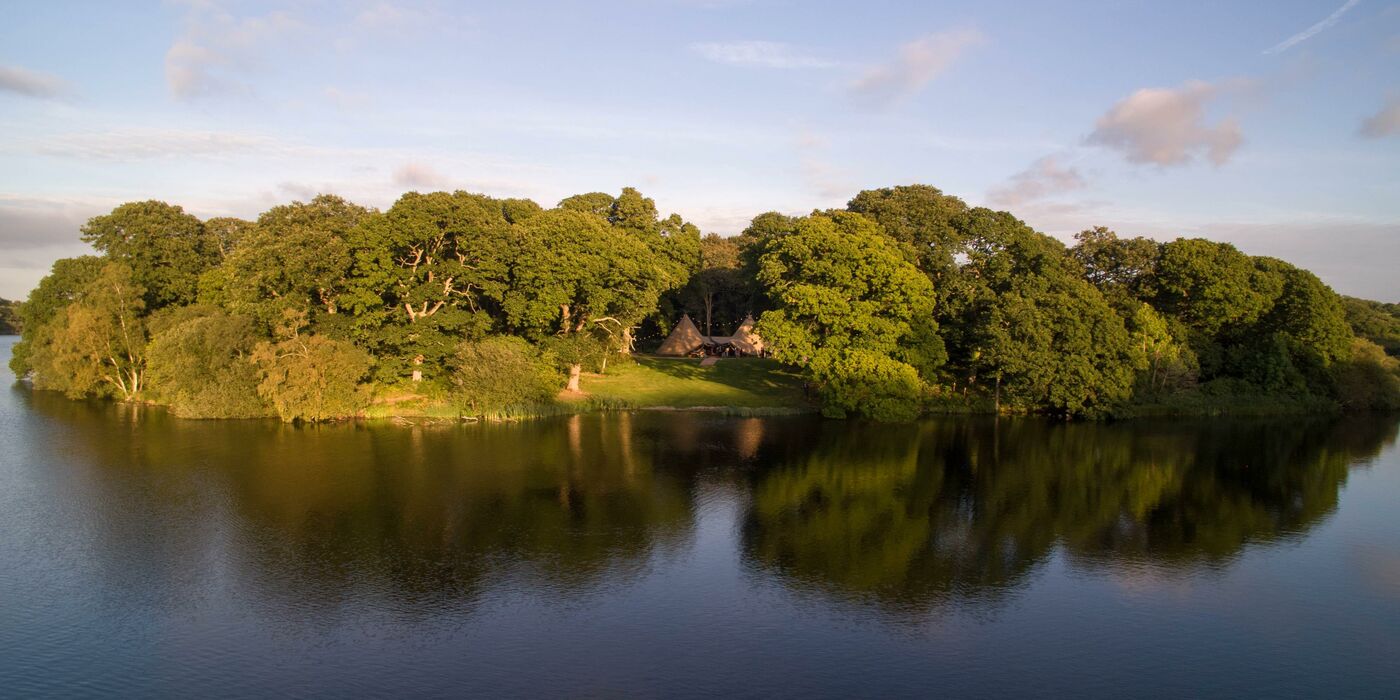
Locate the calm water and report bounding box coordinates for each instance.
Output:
[1,337,1398,698]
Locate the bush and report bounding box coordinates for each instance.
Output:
[252,333,373,422]
[1331,338,1400,411]
[813,350,924,421]
[449,335,561,416]
[146,307,271,418]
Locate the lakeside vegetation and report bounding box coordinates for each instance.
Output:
[8,184,1399,422]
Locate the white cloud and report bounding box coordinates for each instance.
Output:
[20,128,282,160]
[849,28,983,106]
[987,156,1086,208]
[164,5,301,99]
[0,64,67,99]
[1263,0,1360,55]
[1086,80,1243,167]
[1359,97,1400,138]
[690,41,836,69]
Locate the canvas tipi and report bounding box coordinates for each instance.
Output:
[656,315,706,356]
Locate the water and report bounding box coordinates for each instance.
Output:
[1,336,1398,699]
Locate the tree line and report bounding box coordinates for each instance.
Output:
[8,184,1399,421]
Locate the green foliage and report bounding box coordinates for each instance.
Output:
[1329,338,1400,411]
[345,191,512,381]
[80,201,213,309]
[1071,226,1160,307]
[1151,239,1281,338]
[951,209,1138,416]
[10,256,106,377]
[28,263,148,400]
[755,210,938,369]
[1341,296,1400,358]
[0,298,20,335]
[812,350,924,421]
[202,195,369,330]
[146,306,270,418]
[448,335,561,415]
[251,315,373,422]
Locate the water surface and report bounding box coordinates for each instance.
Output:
[1,337,1398,698]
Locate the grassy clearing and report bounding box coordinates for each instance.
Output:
[581,356,812,410]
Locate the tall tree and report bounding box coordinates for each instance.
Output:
[81,201,213,309]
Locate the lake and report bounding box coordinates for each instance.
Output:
[1,336,1398,698]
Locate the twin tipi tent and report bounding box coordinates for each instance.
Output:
[656,314,764,357]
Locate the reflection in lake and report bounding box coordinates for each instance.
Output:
[4,363,1400,697]
[742,418,1394,613]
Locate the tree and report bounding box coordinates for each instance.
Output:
[813,349,925,421]
[251,311,373,422]
[202,195,370,330]
[146,306,270,418]
[81,201,213,309]
[1150,239,1281,339]
[449,335,561,414]
[31,263,148,400]
[754,210,939,372]
[9,255,106,377]
[846,185,970,293]
[504,208,671,381]
[1070,226,1160,307]
[951,209,1138,415]
[346,191,514,382]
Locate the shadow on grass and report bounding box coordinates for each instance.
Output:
[631,356,806,396]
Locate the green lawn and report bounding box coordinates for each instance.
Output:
[581,356,811,410]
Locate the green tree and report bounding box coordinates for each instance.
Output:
[1070,226,1160,307]
[30,263,148,400]
[449,335,561,414]
[346,191,514,383]
[81,201,213,309]
[504,208,671,381]
[202,195,370,330]
[9,255,106,377]
[145,305,270,418]
[754,210,939,371]
[251,311,373,422]
[813,349,925,421]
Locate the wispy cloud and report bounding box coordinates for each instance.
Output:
[19,128,282,160]
[165,4,301,99]
[1086,80,1243,167]
[1359,97,1400,138]
[690,41,836,68]
[988,155,1086,208]
[1263,0,1360,55]
[849,28,983,107]
[0,64,68,99]
[393,163,451,190]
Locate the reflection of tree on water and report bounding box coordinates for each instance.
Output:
[742,416,1398,614]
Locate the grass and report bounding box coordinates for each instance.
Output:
[580,356,812,410]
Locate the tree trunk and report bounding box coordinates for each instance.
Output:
[566,364,582,392]
[411,354,424,383]
[619,326,632,355]
[704,293,713,336]
[994,373,1001,414]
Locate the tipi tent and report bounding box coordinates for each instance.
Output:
[656,315,706,356]
[727,314,764,356]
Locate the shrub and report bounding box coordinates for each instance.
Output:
[813,350,924,421]
[1330,338,1400,411]
[146,307,271,418]
[449,335,561,416]
[252,333,373,422]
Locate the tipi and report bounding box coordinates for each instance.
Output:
[656,315,706,356]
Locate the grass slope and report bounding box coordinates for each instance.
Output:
[581,356,810,410]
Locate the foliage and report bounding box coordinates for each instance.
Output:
[0,298,20,335]
[1329,338,1400,411]
[251,313,373,422]
[449,335,561,415]
[146,306,270,418]
[1341,296,1400,358]
[28,263,148,400]
[201,195,369,330]
[80,200,213,309]
[755,211,939,370]
[812,350,924,421]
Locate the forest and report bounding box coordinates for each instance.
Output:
[8,184,1400,422]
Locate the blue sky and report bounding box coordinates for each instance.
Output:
[2,0,1397,300]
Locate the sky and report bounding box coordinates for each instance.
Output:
[1,0,1398,301]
